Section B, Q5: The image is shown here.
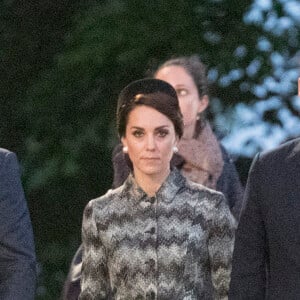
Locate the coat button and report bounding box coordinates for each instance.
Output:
[145,227,155,234]
[149,197,155,204]
[149,258,155,269]
[145,258,156,271]
[146,290,156,300]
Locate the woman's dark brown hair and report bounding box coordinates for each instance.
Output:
[117,78,183,138]
[154,55,208,99]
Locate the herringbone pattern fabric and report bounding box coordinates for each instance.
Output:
[80,169,236,300]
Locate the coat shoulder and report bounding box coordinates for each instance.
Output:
[84,185,124,219]
[184,176,236,229]
[184,178,226,208]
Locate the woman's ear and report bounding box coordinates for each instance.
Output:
[121,136,127,146]
[121,137,128,153]
[197,95,209,113]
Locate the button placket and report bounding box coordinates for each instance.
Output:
[144,195,157,236]
[144,194,159,297]
[144,195,157,237]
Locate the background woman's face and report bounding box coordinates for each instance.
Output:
[121,105,177,180]
[155,65,208,138]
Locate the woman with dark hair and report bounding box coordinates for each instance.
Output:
[63,56,243,299]
[79,78,236,299]
[113,56,243,220]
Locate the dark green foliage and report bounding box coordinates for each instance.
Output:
[1,0,299,298]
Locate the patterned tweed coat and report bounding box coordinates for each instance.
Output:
[79,169,236,300]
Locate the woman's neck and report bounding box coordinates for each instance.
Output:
[133,168,170,197]
[182,122,196,140]
[183,118,206,140]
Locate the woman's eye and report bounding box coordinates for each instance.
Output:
[132,130,143,137]
[157,130,169,137]
[176,88,188,97]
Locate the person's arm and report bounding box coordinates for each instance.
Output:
[207,193,236,300]
[62,144,126,300]
[217,146,244,221]
[79,200,110,299]
[0,150,36,299]
[62,244,82,300]
[229,153,267,299]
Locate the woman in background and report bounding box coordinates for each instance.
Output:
[79,78,236,299]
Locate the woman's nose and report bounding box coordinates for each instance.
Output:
[146,135,156,150]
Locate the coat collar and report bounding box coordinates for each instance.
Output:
[121,168,186,204]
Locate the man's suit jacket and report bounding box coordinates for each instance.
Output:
[0,148,36,299]
[229,137,300,299]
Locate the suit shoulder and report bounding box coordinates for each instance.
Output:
[0,148,12,155]
[0,149,19,175]
[257,137,300,165]
[0,148,14,163]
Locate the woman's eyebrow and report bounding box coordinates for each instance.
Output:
[129,126,144,130]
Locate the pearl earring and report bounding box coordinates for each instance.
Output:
[122,146,128,153]
[173,146,179,153]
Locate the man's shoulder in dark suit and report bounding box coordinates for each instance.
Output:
[250,136,300,182]
[0,147,37,300]
[258,136,300,165]
[229,136,300,299]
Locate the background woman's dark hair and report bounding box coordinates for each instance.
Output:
[117,78,183,138]
[154,55,209,99]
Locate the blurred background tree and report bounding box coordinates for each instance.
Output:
[0,0,299,298]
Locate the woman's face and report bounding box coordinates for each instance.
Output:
[155,65,208,138]
[122,105,178,181]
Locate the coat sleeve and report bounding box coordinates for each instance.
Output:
[61,244,82,300]
[208,193,236,300]
[228,153,267,299]
[64,143,127,300]
[0,151,36,300]
[79,201,111,299]
[216,146,244,221]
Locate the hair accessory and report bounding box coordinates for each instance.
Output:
[117,79,178,112]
